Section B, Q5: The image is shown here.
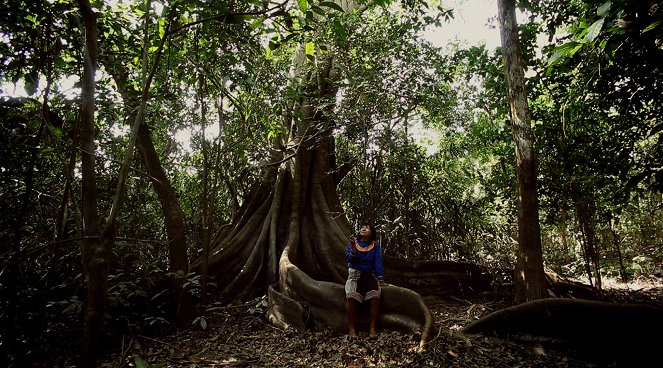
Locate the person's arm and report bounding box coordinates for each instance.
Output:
[373,243,385,284]
[346,235,358,262]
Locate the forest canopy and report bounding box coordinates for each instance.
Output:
[1,0,662,366]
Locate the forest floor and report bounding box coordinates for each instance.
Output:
[100,277,663,368]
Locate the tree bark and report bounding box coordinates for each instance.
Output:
[79,3,180,364]
[497,0,547,303]
[559,205,570,262]
[574,194,602,294]
[136,122,190,319]
[77,1,104,366]
[56,119,80,240]
[192,21,438,346]
[100,6,189,323]
[609,215,628,283]
[198,69,212,306]
[135,123,189,277]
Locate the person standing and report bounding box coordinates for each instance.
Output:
[345,223,385,338]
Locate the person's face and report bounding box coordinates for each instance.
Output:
[359,225,372,238]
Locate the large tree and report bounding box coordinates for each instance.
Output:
[497,0,547,302]
[190,1,496,348]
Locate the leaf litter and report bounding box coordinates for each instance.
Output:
[101,282,663,368]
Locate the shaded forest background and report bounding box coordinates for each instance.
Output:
[1,0,662,366]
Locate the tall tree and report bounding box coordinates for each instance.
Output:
[528,0,661,289]
[99,4,190,324]
[77,0,105,366]
[497,0,546,302]
[186,1,499,348]
[79,0,175,364]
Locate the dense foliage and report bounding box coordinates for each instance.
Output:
[0,0,662,365]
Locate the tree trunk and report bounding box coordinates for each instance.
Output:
[56,118,80,240]
[609,215,628,283]
[136,122,189,276]
[198,70,212,306]
[79,3,178,364]
[100,11,189,322]
[77,1,104,366]
[497,0,547,303]
[574,195,602,294]
[559,205,570,262]
[136,122,191,320]
[192,25,440,346]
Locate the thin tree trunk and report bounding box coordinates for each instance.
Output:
[3,79,49,368]
[560,205,570,262]
[136,122,190,318]
[199,69,211,306]
[609,215,628,283]
[574,196,602,294]
[56,119,80,240]
[497,0,546,303]
[80,2,177,364]
[577,214,595,288]
[103,75,190,322]
[77,1,103,366]
[101,5,188,322]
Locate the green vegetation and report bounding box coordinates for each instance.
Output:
[0,0,661,366]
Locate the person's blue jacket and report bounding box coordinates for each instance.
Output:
[346,240,384,281]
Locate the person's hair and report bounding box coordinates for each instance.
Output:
[358,222,377,242]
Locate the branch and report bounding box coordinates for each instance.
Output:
[75,142,164,185]
[105,4,176,230]
[167,6,282,36]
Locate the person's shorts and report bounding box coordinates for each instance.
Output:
[345,268,381,303]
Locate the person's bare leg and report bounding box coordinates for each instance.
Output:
[346,299,357,337]
[369,298,380,337]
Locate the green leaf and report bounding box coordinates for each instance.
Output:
[305,41,315,56]
[48,125,63,139]
[333,19,347,40]
[643,20,662,33]
[546,41,579,66]
[311,5,325,15]
[62,303,78,315]
[269,39,281,51]
[25,14,38,25]
[248,17,265,28]
[134,356,149,368]
[319,2,344,12]
[298,0,307,12]
[226,14,247,24]
[569,43,583,57]
[597,1,611,17]
[24,79,37,96]
[584,18,605,42]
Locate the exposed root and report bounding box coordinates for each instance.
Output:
[461,297,663,366]
[273,241,436,349]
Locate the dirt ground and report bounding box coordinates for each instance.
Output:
[100,279,663,368]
